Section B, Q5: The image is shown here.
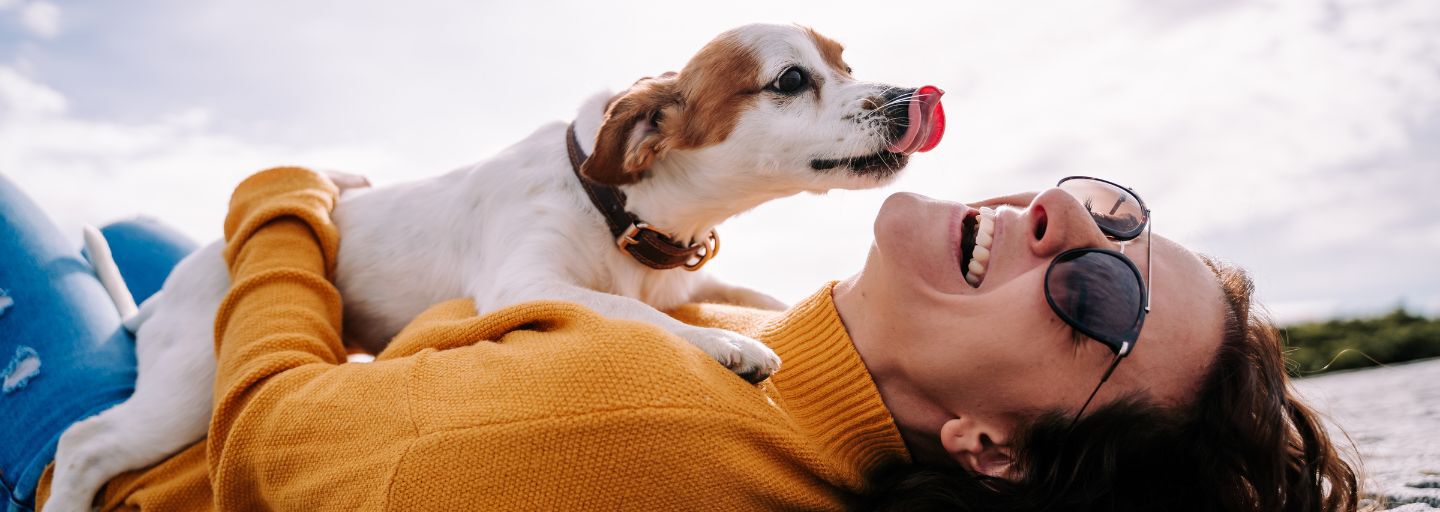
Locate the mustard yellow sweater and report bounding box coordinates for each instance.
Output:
[38,167,910,510]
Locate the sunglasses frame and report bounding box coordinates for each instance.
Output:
[1048,176,1153,428]
[1057,176,1150,241]
[1043,247,1148,357]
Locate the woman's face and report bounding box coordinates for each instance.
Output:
[832,187,1225,476]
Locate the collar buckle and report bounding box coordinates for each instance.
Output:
[617,222,658,251]
[616,223,720,272]
[683,230,720,271]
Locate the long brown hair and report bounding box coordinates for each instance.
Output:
[858,256,1360,511]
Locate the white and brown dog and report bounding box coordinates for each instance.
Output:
[47,23,945,510]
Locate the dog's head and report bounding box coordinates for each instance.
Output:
[582,23,944,192]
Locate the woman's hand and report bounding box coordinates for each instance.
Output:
[323,170,371,192]
[969,191,1038,210]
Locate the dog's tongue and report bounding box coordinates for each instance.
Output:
[887,85,946,154]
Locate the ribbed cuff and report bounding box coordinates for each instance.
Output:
[223,167,341,277]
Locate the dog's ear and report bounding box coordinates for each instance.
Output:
[583,75,680,185]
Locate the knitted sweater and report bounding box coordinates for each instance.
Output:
[37,167,910,510]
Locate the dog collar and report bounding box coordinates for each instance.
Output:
[566,123,719,271]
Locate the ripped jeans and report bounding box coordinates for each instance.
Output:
[0,174,195,512]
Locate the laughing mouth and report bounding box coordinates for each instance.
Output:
[809,150,910,175]
[960,207,996,288]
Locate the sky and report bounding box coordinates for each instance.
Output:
[2,0,1437,324]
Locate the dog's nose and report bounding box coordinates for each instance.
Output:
[879,87,918,141]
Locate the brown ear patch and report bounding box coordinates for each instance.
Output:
[804,26,851,77]
[583,77,679,185]
[583,32,762,185]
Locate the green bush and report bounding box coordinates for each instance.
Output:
[1281,307,1440,376]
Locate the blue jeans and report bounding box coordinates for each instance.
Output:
[0,174,195,511]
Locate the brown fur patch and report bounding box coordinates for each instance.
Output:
[805,27,851,77]
[584,32,762,185]
[669,34,763,149]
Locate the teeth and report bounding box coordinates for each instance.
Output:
[968,259,986,277]
[964,207,998,288]
[972,245,989,263]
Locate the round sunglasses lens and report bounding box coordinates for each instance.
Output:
[1047,251,1145,346]
[1059,179,1145,239]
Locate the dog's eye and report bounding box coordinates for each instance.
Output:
[770,67,809,94]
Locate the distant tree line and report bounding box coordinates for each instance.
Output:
[1282,307,1440,376]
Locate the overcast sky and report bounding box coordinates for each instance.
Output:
[2,0,1437,323]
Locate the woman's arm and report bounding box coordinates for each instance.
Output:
[206,167,413,509]
[211,167,345,424]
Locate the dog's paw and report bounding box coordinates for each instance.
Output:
[678,327,782,383]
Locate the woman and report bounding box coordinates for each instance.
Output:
[2,168,1356,511]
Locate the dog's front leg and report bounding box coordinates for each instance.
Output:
[479,281,781,383]
[688,273,788,311]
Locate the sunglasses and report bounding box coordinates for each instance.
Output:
[1044,176,1152,428]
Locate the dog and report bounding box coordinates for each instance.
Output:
[45,23,945,510]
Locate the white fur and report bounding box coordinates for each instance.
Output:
[47,23,928,510]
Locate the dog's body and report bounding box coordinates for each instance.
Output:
[45,24,945,511]
[332,113,779,354]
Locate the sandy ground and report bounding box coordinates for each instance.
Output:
[1296,358,1440,510]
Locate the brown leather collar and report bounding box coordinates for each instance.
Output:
[566,123,719,271]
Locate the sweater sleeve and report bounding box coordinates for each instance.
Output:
[212,166,344,423]
[214,166,344,387]
[208,167,411,510]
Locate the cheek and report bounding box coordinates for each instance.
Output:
[736,94,876,163]
[776,92,863,141]
[819,93,878,140]
[724,109,818,160]
[949,284,1090,408]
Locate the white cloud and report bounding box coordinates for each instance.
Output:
[0,66,65,114]
[2,0,1437,323]
[0,66,400,246]
[19,0,59,38]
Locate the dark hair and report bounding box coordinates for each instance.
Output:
[857,257,1359,512]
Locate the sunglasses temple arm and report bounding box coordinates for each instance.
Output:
[1145,213,1153,313]
[1067,353,1123,431]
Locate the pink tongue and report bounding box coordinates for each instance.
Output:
[887,85,946,154]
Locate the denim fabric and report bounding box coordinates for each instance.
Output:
[0,174,195,511]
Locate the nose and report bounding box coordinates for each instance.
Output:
[875,87,917,140]
[860,87,912,112]
[1026,187,1113,259]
